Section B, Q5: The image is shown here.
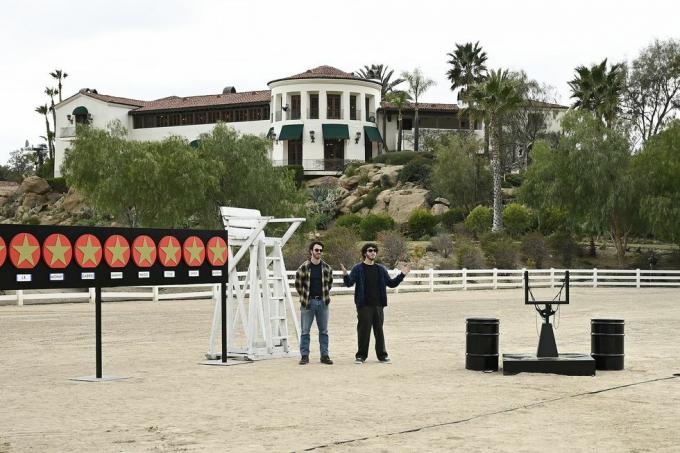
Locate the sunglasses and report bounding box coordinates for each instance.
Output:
[313,248,323,252]
[366,248,378,253]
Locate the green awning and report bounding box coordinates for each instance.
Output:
[322,124,350,140]
[364,126,382,142]
[72,106,88,115]
[278,124,303,141]
[189,139,201,149]
[266,127,275,139]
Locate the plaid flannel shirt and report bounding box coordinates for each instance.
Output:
[294,260,333,307]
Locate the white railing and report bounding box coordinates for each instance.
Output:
[2,268,679,306]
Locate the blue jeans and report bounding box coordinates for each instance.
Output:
[300,297,329,356]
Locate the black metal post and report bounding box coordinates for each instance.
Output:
[565,270,570,302]
[524,270,529,304]
[95,286,102,379]
[221,282,227,364]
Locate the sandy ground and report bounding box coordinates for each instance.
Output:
[1,287,679,452]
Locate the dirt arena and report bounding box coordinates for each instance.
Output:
[1,287,679,452]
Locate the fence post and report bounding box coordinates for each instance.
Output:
[16,290,23,307]
[88,288,96,304]
[152,286,159,303]
[636,268,640,288]
[462,268,467,290]
[593,268,598,288]
[550,268,555,288]
[493,268,498,290]
[429,268,434,292]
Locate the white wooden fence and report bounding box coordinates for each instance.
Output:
[2,268,679,306]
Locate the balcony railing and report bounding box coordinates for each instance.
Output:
[366,111,376,123]
[350,109,362,121]
[60,126,76,138]
[326,108,343,120]
[272,158,346,172]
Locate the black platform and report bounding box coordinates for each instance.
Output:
[502,353,596,376]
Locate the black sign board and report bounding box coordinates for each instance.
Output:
[0,224,228,290]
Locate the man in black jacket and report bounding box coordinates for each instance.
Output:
[341,243,410,364]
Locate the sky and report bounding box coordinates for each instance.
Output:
[1,0,679,165]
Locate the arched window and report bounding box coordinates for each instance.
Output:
[72,106,90,125]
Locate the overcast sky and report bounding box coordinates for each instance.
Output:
[1,0,678,165]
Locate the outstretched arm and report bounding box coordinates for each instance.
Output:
[384,262,410,288]
[341,263,357,287]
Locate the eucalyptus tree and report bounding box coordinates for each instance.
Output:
[401,68,435,151]
[466,69,523,232]
[446,41,488,131]
[622,38,680,145]
[357,64,404,150]
[45,87,58,160]
[384,90,411,151]
[49,69,68,102]
[568,59,625,127]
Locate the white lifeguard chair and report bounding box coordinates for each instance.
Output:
[207,207,304,360]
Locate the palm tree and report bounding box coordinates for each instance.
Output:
[568,59,625,127]
[401,68,436,151]
[467,69,523,232]
[357,64,405,151]
[49,69,68,102]
[446,41,488,131]
[385,90,412,151]
[35,105,54,162]
[45,87,58,159]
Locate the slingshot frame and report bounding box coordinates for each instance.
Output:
[524,270,570,357]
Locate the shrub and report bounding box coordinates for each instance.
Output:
[372,150,433,165]
[351,187,382,213]
[480,232,519,269]
[287,165,305,188]
[283,234,312,270]
[377,230,409,267]
[380,173,394,188]
[464,205,492,237]
[431,233,454,258]
[548,231,580,267]
[323,226,360,268]
[359,213,395,240]
[441,207,466,231]
[408,208,438,239]
[344,161,362,177]
[504,173,524,187]
[455,237,484,269]
[521,232,548,268]
[397,157,432,185]
[312,212,333,230]
[47,177,69,193]
[335,213,362,231]
[503,203,533,238]
[537,207,568,236]
[24,216,41,225]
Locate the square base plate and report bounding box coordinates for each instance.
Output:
[200,359,252,367]
[503,353,596,376]
[70,375,130,382]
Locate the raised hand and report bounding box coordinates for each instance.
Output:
[340,263,348,275]
[400,262,411,276]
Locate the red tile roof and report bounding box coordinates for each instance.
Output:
[84,91,150,107]
[132,90,271,113]
[268,65,381,86]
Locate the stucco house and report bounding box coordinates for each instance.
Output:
[53,65,567,177]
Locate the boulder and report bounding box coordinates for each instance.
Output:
[61,191,87,215]
[379,165,403,186]
[433,197,450,207]
[431,204,449,216]
[19,176,50,195]
[306,176,339,188]
[385,188,430,224]
[22,192,46,209]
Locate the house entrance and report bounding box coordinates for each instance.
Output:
[324,139,344,171]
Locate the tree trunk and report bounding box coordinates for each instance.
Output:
[610,217,627,267]
[589,236,597,257]
[50,101,56,161]
[414,106,420,151]
[381,111,389,153]
[490,116,503,232]
[43,115,54,165]
[397,112,403,151]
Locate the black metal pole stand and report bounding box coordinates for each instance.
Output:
[221,282,227,364]
[96,286,102,378]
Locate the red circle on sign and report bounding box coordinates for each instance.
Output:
[9,233,41,269]
[132,235,157,267]
[206,236,228,266]
[42,233,73,269]
[183,236,205,267]
[104,235,130,268]
[74,234,102,268]
[0,236,6,267]
[158,235,181,267]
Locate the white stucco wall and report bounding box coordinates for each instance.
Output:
[129,120,271,142]
[269,78,382,169]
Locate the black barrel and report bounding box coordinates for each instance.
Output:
[591,319,624,370]
[466,318,499,371]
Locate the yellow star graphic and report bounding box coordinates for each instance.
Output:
[135,238,155,264]
[13,235,38,266]
[107,238,128,265]
[78,237,100,265]
[46,235,70,266]
[161,239,180,264]
[0,242,5,254]
[185,238,204,264]
[209,241,227,264]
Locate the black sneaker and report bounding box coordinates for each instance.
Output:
[299,355,309,365]
[378,356,391,363]
[354,357,365,364]
[320,355,334,365]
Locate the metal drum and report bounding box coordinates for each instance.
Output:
[466,318,499,371]
[591,319,624,370]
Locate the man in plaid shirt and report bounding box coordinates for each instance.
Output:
[295,241,334,365]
